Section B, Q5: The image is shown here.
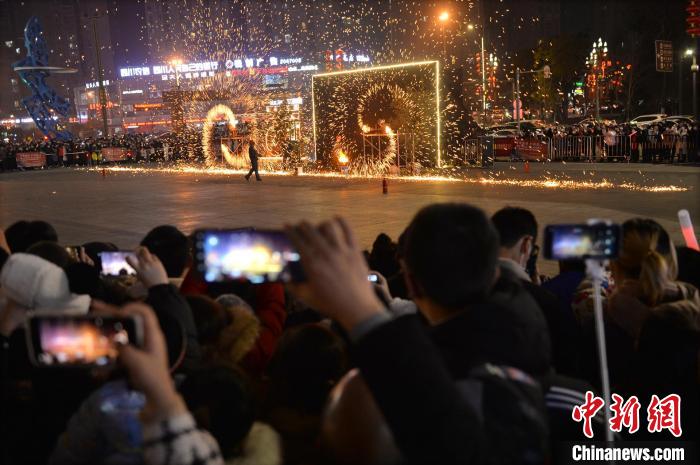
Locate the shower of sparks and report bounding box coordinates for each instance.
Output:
[122,0,552,172]
[92,166,690,193]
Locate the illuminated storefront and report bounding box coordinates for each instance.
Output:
[72,52,371,135]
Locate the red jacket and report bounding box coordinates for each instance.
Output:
[241,283,286,377]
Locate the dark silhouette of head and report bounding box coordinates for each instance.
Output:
[141,225,189,278]
[403,203,500,313]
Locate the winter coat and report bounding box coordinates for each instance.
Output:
[430,273,552,379]
[146,284,202,373]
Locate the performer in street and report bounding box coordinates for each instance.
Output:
[244,140,262,181]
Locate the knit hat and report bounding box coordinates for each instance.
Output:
[0,253,90,313]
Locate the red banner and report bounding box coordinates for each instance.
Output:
[514,138,548,160]
[16,152,46,168]
[101,147,128,161]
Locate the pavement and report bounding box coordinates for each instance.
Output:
[1,162,698,274]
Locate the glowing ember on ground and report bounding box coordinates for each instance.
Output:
[91,166,689,193]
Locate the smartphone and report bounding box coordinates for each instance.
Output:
[525,244,539,277]
[543,224,621,260]
[368,273,379,283]
[194,229,303,284]
[26,314,144,367]
[99,251,137,276]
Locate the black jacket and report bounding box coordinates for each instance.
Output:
[354,315,484,464]
[431,274,552,378]
[146,284,201,373]
[519,277,579,377]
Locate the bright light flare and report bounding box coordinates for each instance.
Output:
[337,150,349,165]
[438,11,449,22]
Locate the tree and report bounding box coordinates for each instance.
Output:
[532,34,589,121]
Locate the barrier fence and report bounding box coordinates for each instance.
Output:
[462,135,698,164]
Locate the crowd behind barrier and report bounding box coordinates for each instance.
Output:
[463,119,700,164]
[0,204,699,465]
[0,132,206,171]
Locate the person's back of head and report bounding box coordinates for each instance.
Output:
[403,203,500,313]
[25,221,59,249]
[614,219,676,306]
[491,207,538,260]
[5,221,30,253]
[267,323,348,415]
[0,253,90,314]
[26,241,73,268]
[179,364,256,460]
[141,225,189,278]
[186,294,260,365]
[186,295,230,346]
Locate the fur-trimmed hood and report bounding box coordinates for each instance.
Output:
[227,422,282,465]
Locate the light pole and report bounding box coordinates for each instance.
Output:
[687,49,699,119]
[587,38,608,121]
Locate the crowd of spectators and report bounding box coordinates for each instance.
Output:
[1,204,700,464]
[0,132,206,171]
[541,119,698,163]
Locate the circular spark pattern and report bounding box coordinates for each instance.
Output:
[202,104,246,168]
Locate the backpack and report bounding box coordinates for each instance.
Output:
[456,364,549,465]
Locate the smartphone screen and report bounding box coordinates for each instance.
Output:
[544,224,620,260]
[26,315,143,367]
[99,251,137,276]
[368,273,379,283]
[194,229,302,284]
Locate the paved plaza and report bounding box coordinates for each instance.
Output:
[1,163,698,274]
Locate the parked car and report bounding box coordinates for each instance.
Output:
[630,114,667,128]
[663,115,697,126]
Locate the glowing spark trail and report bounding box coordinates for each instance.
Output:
[92,166,689,193]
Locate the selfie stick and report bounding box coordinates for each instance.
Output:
[586,219,614,445]
[678,209,699,252]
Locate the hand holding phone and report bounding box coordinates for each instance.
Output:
[94,301,188,421]
[126,247,169,289]
[26,313,144,367]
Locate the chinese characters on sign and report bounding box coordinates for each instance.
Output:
[118,54,367,80]
[572,391,682,438]
[655,40,673,72]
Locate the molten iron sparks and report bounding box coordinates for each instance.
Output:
[91,166,689,193]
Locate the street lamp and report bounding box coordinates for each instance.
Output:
[589,38,607,121]
[684,49,699,118]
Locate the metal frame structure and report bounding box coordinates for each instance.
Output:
[312,60,441,167]
[361,131,416,171]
